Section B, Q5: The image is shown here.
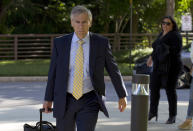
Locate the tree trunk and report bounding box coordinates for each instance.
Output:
[130,14,138,49]
[0,0,3,21]
[190,1,193,20]
[166,0,175,17]
[113,16,122,51]
[103,1,110,33]
[0,0,14,23]
[113,19,121,51]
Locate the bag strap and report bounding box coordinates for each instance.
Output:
[36,121,55,130]
[39,108,53,131]
[24,123,37,129]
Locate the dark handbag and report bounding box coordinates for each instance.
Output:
[24,108,56,131]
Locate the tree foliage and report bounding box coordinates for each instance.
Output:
[0,0,193,34]
[4,0,72,34]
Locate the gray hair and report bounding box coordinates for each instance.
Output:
[70,5,92,22]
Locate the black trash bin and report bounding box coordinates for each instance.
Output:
[130,74,150,131]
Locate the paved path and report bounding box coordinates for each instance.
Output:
[0,81,191,131]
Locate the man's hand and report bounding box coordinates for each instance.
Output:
[146,56,153,67]
[118,97,127,112]
[190,66,193,76]
[43,101,53,113]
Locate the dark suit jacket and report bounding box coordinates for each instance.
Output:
[44,32,127,118]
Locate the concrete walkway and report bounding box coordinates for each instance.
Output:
[0,81,191,131]
[0,101,189,131]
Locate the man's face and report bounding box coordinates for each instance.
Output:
[71,13,91,39]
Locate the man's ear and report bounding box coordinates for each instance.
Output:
[71,19,74,27]
[89,21,92,28]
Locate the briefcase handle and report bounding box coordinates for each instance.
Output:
[39,108,53,131]
[40,108,53,113]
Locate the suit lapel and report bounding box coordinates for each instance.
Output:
[89,32,96,77]
[62,33,73,73]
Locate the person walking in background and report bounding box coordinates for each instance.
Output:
[146,16,182,124]
[43,5,128,131]
[178,41,193,130]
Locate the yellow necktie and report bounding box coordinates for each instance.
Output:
[72,39,84,100]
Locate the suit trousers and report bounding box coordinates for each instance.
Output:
[149,71,178,117]
[56,91,100,131]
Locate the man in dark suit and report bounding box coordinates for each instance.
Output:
[43,5,128,131]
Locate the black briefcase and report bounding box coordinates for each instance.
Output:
[24,108,56,131]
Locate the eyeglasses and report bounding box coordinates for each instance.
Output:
[161,21,171,26]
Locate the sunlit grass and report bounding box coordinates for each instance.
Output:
[113,47,152,63]
[0,61,16,65]
[0,59,133,76]
[0,59,50,76]
[0,59,50,65]
[0,48,153,76]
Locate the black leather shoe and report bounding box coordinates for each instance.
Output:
[148,113,158,121]
[166,116,176,124]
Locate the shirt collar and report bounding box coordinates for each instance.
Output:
[72,32,89,44]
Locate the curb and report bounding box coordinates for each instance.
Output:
[0,76,132,82]
[0,76,47,82]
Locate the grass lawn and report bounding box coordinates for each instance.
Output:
[0,60,132,76]
[0,59,132,76]
[0,59,50,76]
[0,48,152,76]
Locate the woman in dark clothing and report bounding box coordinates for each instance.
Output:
[146,16,182,124]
